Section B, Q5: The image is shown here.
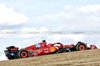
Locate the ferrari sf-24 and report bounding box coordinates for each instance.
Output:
[4,40,97,60]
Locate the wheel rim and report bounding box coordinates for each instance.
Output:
[79,45,85,51]
[21,51,28,58]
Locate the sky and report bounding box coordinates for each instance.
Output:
[0,0,100,61]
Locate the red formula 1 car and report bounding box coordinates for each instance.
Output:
[4,40,97,60]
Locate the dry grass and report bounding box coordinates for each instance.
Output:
[0,49,100,66]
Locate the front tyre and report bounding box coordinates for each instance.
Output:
[76,42,87,51]
[18,49,30,58]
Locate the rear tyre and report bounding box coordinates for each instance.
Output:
[18,49,30,58]
[76,42,87,51]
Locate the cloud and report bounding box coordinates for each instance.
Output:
[0,4,29,25]
[64,5,73,10]
[0,29,14,38]
[78,5,100,12]
[36,5,100,31]
[46,34,84,44]
[21,27,48,32]
[17,27,48,38]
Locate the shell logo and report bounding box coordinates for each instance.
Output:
[50,47,55,52]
